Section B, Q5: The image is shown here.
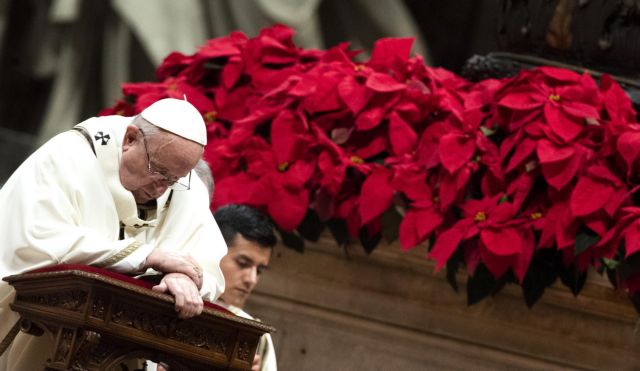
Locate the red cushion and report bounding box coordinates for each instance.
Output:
[27,264,231,314]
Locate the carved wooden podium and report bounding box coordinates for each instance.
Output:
[3,265,274,371]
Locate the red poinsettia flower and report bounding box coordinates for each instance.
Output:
[497,68,601,141]
[210,109,316,231]
[596,207,640,261]
[122,77,215,113]
[429,195,530,281]
[156,31,247,83]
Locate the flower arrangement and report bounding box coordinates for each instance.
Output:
[102,25,640,310]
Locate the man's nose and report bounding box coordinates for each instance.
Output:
[244,267,258,286]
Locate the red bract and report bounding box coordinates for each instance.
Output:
[536,136,592,190]
[156,31,247,83]
[366,37,414,77]
[570,164,628,218]
[358,166,394,226]
[600,74,637,123]
[597,207,640,260]
[391,165,444,250]
[438,109,483,174]
[616,124,640,179]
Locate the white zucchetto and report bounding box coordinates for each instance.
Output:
[140,98,207,145]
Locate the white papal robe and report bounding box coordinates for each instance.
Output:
[0,115,227,369]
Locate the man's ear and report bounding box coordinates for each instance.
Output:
[122,125,140,152]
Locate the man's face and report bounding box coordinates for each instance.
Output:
[220,235,271,309]
[119,124,202,203]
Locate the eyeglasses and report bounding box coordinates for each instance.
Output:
[139,128,191,191]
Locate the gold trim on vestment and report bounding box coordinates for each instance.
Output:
[94,241,143,268]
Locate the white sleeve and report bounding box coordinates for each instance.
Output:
[262,334,278,371]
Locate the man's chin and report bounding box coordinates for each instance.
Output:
[132,189,154,204]
[133,195,150,204]
[221,295,246,309]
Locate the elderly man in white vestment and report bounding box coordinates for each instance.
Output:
[0,98,227,370]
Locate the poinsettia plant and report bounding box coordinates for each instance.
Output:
[102,25,640,311]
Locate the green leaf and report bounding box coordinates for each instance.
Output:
[574,232,600,255]
[480,125,495,136]
[521,249,560,307]
[630,293,640,314]
[359,226,381,255]
[446,249,463,293]
[327,219,349,247]
[605,267,618,289]
[279,229,305,253]
[297,210,324,242]
[617,252,640,280]
[559,264,587,296]
[602,258,620,270]
[381,207,402,243]
[467,264,501,305]
[204,60,226,70]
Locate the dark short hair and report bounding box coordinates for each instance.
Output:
[214,204,277,249]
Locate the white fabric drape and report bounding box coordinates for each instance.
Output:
[111,0,208,66]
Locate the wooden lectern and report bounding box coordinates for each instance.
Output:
[3,265,274,371]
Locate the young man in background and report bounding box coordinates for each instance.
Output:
[215,204,278,371]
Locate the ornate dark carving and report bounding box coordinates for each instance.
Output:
[236,340,252,362]
[111,301,229,353]
[18,289,87,312]
[55,328,75,362]
[90,293,109,320]
[68,331,115,370]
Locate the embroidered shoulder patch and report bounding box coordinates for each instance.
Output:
[94,131,111,145]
